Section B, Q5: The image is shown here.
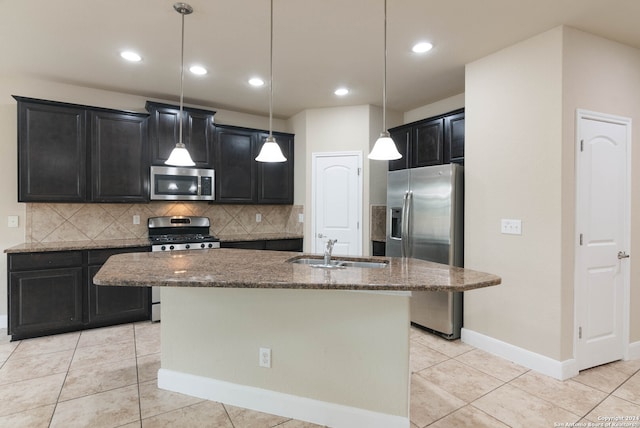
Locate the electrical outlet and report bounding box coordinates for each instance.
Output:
[501,219,522,235]
[256,213,262,223]
[259,347,271,368]
[298,213,304,223]
[133,215,140,225]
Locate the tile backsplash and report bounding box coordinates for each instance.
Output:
[26,203,304,243]
[370,205,386,242]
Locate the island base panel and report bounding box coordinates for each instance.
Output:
[159,287,411,428]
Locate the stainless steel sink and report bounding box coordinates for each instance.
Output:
[288,257,388,269]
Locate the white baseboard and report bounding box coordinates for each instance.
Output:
[628,341,640,360]
[461,328,579,380]
[158,369,410,428]
[0,315,7,330]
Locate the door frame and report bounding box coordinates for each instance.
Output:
[573,109,632,368]
[310,151,363,255]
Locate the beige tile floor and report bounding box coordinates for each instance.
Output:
[0,322,638,428]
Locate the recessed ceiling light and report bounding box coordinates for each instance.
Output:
[120,51,142,62]
[334,88,349,96]
[189,65,207,75]
[412,42,433,54]
[249,77,265,87]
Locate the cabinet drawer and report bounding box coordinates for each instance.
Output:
[87,246,150,265]
[9,251,83,271]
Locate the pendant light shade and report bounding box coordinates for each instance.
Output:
[165,2,195,167]
[255,0,287,163]
[368,0,402,161]
[369,131,402,160]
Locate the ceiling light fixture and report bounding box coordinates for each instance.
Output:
[120,51,142,62]
[165,2,196,167]
[334,88,349,96]
[412,41,433,53]
[255,0,286,163]
[368,0,402,161]
[189,65,207,75]
[249,77,265,87]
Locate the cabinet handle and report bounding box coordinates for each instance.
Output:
[618,251,630,259]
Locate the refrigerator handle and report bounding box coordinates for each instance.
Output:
[401,191,412,257]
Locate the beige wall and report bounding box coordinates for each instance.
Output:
[403,93,465,124]
[561,27,640,345]
[465,26,640,362]
[162,287,410,417]
[293,105,400,255]
[465,27,565,360]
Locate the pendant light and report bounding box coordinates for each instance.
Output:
[255,0,287,163]
[368,0,402,161]
[165,2,196,167]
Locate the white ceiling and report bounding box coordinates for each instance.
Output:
[2,0,639,118]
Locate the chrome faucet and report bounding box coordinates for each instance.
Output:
[324,239,337,265]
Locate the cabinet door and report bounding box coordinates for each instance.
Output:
[87,265,150,327]
[444,112,465,165]
[257,132,294,204]
[220,240,266,250]
[9,267,84,340]
[388,127,411,171]
[146,102,214,167]
[186,111,213,166]
[17,99,87,202]
[214,127,257,203]
[90,111,149,202]
[411,118,444,167]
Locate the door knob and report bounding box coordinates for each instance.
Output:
[618,251,630,259]
[317,233,324,238]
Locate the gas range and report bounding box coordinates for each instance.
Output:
[148,216,220,252]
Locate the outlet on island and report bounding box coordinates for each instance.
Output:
[259,347,271,368]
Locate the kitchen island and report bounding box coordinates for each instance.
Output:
[94,249,500,428]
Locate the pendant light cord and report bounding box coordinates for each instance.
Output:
[179,10,186,146]
[382,0,387,134]
[269,0,274,138]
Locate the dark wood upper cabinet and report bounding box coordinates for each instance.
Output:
[90,110,149,202]
[444,111,465,165]
[412,118,444,168]
[388,108,464,171]
[145,101,215,167]
[16,97,87,202]
[214,125,295,204]
[257,132,294,204]
[214,126,257,203]
[388,127,411,171]
[14,96,151,203]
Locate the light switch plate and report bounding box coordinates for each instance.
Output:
[298,213,304,223]
[256,213,262,223]
[133,215,140,225]
[7,215,18,228]
[501,219,522,235]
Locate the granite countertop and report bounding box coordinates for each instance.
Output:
[4,239,151,254]
[93,248,501,292]
[4,234,304,254]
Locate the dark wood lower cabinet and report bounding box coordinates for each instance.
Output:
[221,238,303,252]
[8,247,151,341]
[87,247,150,328]
[9,267,84,340]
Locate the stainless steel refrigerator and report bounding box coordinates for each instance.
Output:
[386,164,464,339]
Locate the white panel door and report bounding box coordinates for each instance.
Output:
[312,152,362,256]
[575,110,630,371]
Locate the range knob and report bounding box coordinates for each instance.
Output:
[161,245,166,251]
[200,243,206,248]
[185,244,190,249]
[169,245,175,250]
[207,243,213,248]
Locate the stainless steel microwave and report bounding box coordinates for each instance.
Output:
[150,166,215,201]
